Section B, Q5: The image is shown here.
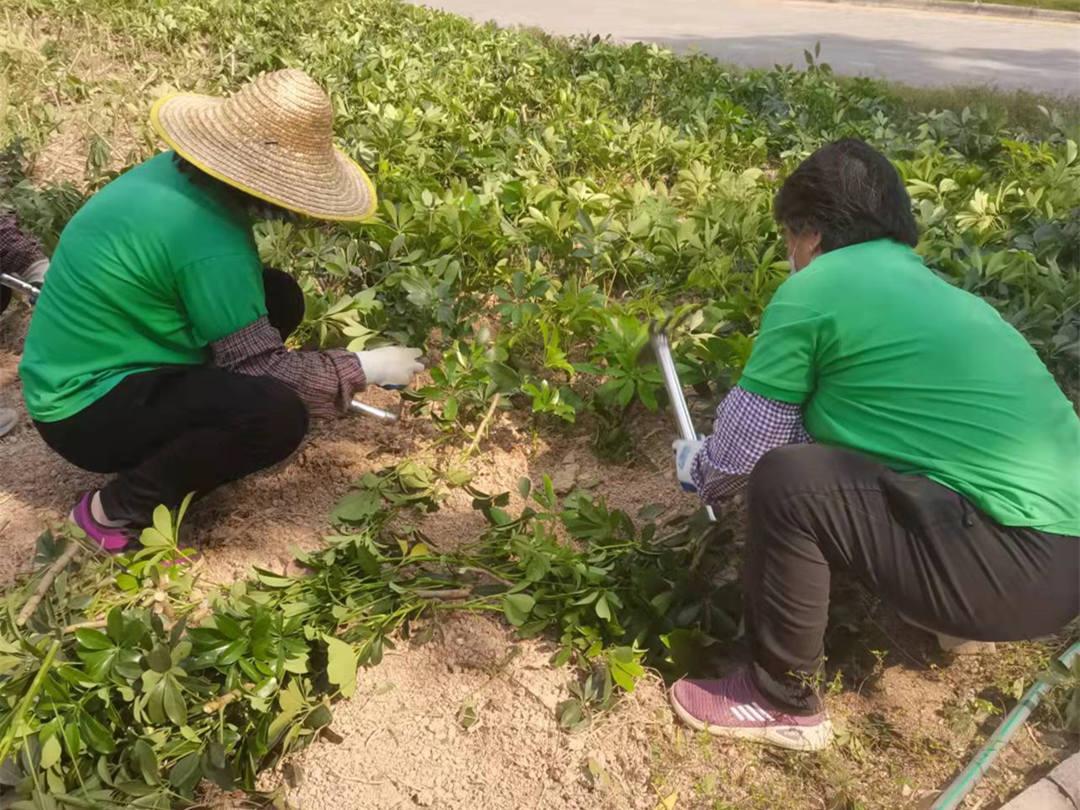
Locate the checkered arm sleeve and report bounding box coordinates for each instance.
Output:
[691,385,812,504]
[0,212,47,279]
[211,317,366,418]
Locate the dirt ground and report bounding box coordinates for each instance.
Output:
[0,305,1072,810]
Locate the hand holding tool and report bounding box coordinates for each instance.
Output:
[650,312,716,522]
[0,273,40,304]
[355,346,425,388]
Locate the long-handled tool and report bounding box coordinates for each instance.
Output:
[0,273,398,421]
[0,272,40,304]
[649,312,716,523]
[348,397,399,422]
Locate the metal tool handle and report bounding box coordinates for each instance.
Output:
[348,398,400,422]
[0,273,40,304]
[651,328,716,523]
[651,331,697,442]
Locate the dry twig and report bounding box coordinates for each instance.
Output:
[17,541,80,626]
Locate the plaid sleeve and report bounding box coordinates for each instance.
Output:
[0,212,47,278]
[691,385,812,504]
[211,316,366,418]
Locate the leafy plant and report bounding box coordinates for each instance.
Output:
[1040,650,1080,733]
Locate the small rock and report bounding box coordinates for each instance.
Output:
[552,462,579,495]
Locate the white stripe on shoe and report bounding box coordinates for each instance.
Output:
[743,704,768,722]
[751,702,775,722]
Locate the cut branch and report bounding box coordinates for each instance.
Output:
[17,542,81,626]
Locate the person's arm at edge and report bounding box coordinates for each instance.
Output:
[211,317,365,418]
[690,386,812,504]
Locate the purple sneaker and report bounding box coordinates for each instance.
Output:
[69,493,134,554]
[669,667,832,752]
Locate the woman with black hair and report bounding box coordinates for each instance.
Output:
[20,70,424,552]
[669,139,1079,751]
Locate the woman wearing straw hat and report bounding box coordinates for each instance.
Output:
[19,69,424,552]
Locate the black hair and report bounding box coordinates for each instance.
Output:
[172,153,298,222]
[773,138,918,253]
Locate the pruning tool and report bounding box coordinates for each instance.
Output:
[348,396,400,422]
[649,311,716,523]
[0,272,399,423]
[0,272,40,304]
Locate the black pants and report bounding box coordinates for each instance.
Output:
[35,269,308,526]
[744,444,1079,715]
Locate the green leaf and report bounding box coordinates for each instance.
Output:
[457,701,479,730]
[304,704,333,729]
[444,467,472,486]
[332,490,381,523]
[132,739,159,785]
[279,680,305,714]
[107,607,125,643]
[163,677,188,726]
[255,570,294,588]
[502,593,536,626]
[168,753,202,792]
[594,595,611,621]
[637,503,667,522]
[176,492,194,531]
[79,711,115,754]
[214,613,243,640]
[147,643,172,673]
[487,361,521,392]
[62,722,81,758]
[152,505,173,542]
[517,477,532,499]
[550,646,573,668]
[39,735,61,770]
[325,636,357,698]
[117,781,158,797]
[609,647,645,692]
[557,698,585,731]
[75,628,113,651]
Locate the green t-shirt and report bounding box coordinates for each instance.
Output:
[21,152,267,422]
[740,239,1080,536]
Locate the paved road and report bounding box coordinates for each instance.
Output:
[409,0,1080,95]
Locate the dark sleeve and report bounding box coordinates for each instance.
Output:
[211,317,366,418]
[0,212,47,277]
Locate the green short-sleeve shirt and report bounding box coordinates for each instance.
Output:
[740,239,1080,536]
[20,152,267,422]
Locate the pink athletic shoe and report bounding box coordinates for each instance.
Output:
[669,667,833,752]
[69,493,134,554]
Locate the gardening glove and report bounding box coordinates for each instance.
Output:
[672,438,703,493]
[355,347,425,389]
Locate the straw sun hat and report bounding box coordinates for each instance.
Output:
[150,69,376,222]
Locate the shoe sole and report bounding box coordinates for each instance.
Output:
[669,689,833,752]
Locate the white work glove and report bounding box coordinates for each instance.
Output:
[355,347,425,389]
[672,438,703,493]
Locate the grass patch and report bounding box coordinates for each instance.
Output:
[887,83,1080,137]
